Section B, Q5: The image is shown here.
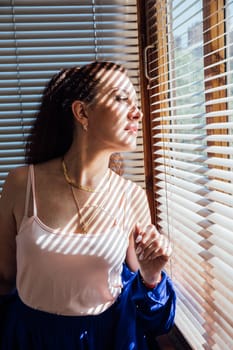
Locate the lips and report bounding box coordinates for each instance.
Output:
[124,123,138,133]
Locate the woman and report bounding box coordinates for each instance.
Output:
[0,61,176,350]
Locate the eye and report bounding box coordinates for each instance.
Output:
[115,95,128,102]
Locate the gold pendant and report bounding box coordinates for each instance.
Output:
[81,223,88,234]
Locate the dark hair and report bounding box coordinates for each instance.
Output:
[25,61,126,164]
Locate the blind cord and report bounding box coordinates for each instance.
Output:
[11,0,26,157]
[92,0,98,61]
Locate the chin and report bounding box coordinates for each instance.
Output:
[120,141,137,152]
[109,136,138,152]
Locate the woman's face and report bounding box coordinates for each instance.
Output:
[85,69,142,152]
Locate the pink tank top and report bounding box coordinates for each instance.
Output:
[16,165,130,316]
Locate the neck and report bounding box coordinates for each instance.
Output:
[63,142,112,190]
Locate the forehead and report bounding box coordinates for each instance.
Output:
[96,69,136,95]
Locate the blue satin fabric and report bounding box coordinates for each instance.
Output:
[0,264,176,350]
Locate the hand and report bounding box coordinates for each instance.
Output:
[134,223,172,285]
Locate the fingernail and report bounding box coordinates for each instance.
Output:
[136,235,142,243]
[135,246,142,254]
[139,253,144,260]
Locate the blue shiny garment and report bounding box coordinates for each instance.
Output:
[0,264,176,350]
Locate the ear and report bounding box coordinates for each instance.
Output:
[71,100,88,130]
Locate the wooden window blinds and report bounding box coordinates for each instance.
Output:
[141,0,233,349]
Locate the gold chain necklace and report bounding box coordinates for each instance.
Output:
[62,158,110,193]
[61,158,112,233]
[70,186,89,233]
[70,186,107,234]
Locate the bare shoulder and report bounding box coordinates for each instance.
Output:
[1,166,29,199]
[0,166,28,292]
[33,158,62,179]
[0,166,29,221]
[0,160,59,203]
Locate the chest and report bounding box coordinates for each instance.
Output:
[26,184,126,234]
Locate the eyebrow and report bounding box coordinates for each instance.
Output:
[105,86,138,105]
[108,87,138,102]
[108,87,129,94]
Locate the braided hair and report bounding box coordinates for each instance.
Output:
[25,61,126,164]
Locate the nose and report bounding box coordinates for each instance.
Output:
[127,105,143,121]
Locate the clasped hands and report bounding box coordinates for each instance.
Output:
[134,223,172,287]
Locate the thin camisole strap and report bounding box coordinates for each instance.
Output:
[24,166,32,217]
[24,165,37,217]
[30,165,38,216]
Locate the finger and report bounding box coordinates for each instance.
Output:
[148,241,173,261]
[135,225,160,260]
[134,224,154,247]
[134,222,143,244]
[142,225,156,246]
[142,235,172,261]
[139,234,163,260]
[141,224,159,245]
[139,241,157,260]
[139,226,160,257]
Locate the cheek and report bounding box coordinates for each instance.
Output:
[90,104,127,133]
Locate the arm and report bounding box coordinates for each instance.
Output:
[0,168,24,295]
[124,184,176,335]
[121,263,176,336]
[126,184,172,285]
[125,184,151,272]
